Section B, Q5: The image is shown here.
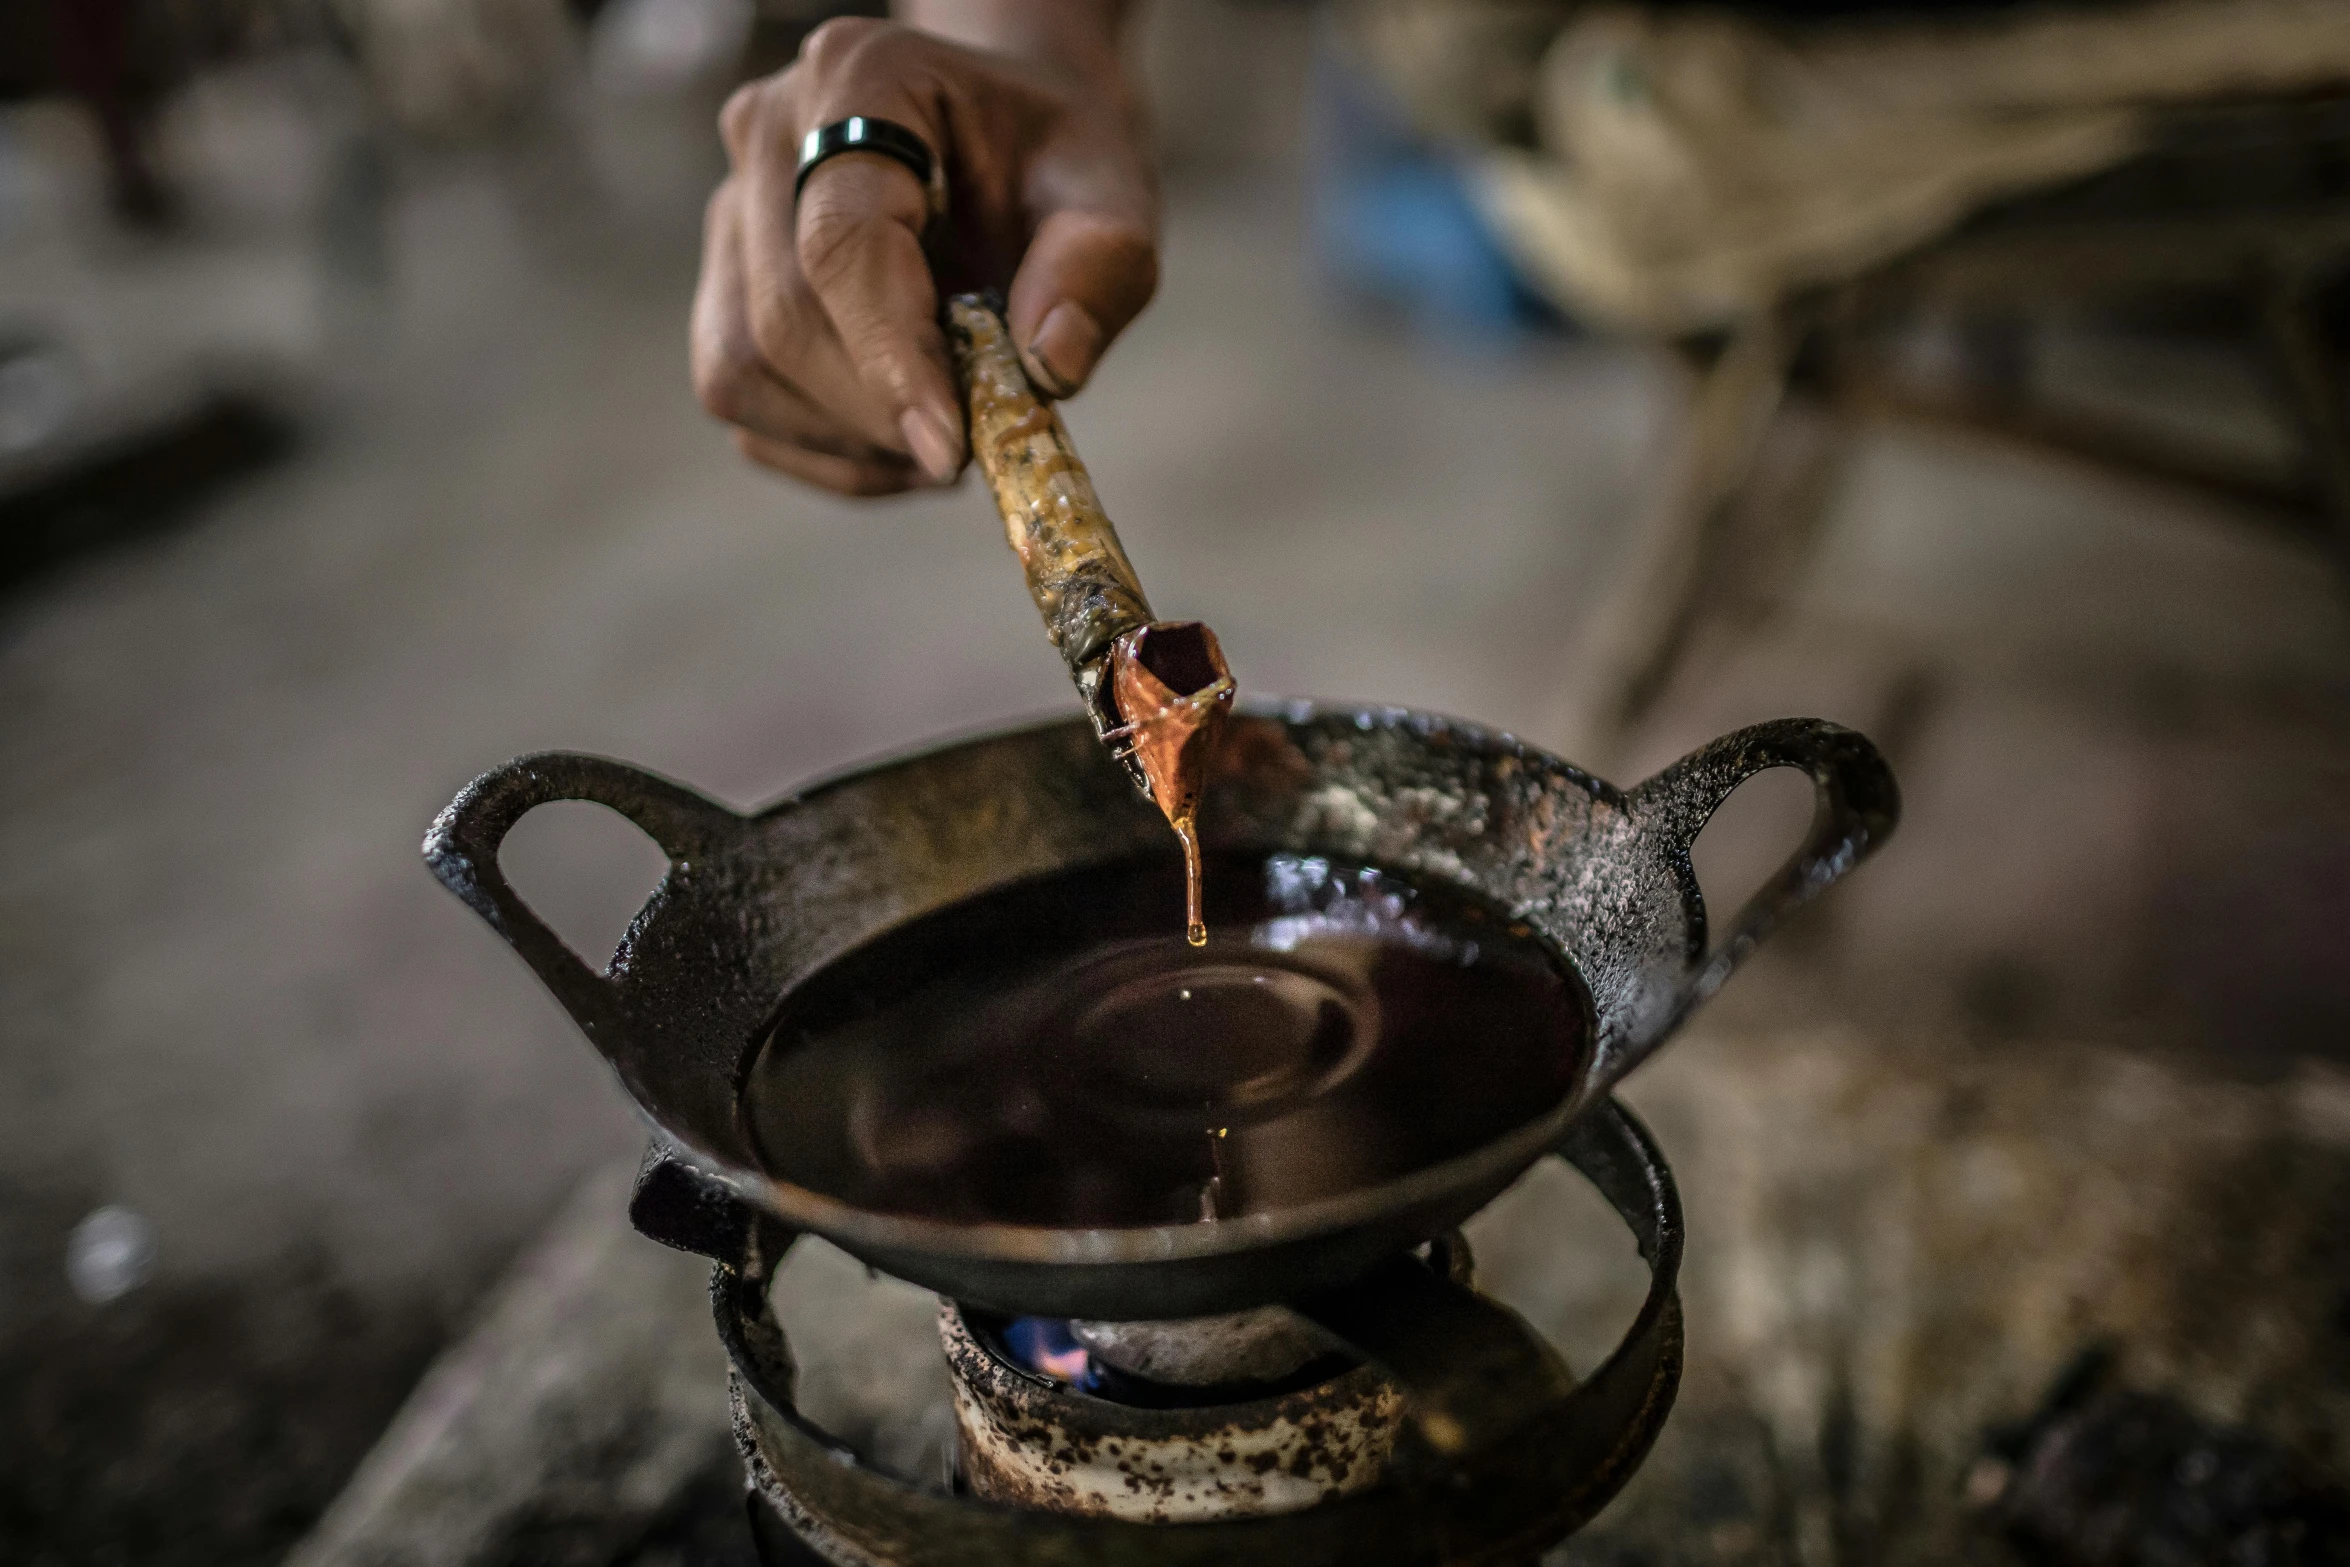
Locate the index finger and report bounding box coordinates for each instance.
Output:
[790,152,965,483]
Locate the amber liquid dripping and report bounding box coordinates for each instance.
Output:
[1176,816,1206,946]
[1108,622,1233,948]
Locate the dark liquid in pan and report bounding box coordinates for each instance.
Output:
[738,853,1589,1230]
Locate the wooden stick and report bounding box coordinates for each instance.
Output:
[946,292,1154,769]
[947,294,1236,942]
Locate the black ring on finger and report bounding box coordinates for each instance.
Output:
[794,117,947,221]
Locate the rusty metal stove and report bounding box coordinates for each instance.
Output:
[629,1097,1684,1567]
[943,1301,1402,1522]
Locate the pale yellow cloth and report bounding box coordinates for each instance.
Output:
[1358,0,2350,333]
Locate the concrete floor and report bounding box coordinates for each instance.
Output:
[3,11,2348,1562]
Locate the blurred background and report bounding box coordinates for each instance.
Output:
[2,0,2347,1562]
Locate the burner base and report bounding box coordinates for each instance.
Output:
[714,1099,1683,1567]
[945,1302,1405,1521]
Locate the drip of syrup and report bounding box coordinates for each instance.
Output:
[1108,622,1233,945]
[1174,816,1207,946]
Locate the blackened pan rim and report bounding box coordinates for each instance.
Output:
[749,694,1617,821]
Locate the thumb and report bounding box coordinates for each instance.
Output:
[1005,207,1159,399]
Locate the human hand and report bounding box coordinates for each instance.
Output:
[692,13,1158,497]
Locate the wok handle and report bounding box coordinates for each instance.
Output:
[421,752,739,1048]
[1616,717,1899,1067]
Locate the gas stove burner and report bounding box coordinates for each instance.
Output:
[633,1098,1682,1566]
[980,1311,1349,1405]
[1070,1302,1335,1389]
[945,1302,1405,1522]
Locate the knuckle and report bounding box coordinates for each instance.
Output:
[694,352,751,425]
[717,82,765,160]
[798,16,885,75]
[691,313,761,421]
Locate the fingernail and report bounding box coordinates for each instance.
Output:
[900,405,963,484]
[1026,302,1103,397]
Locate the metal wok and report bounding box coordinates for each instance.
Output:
[424,702,1895,1321]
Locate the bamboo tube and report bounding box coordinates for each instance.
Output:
[946,292,1236,942]
[946,293,1154,761]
